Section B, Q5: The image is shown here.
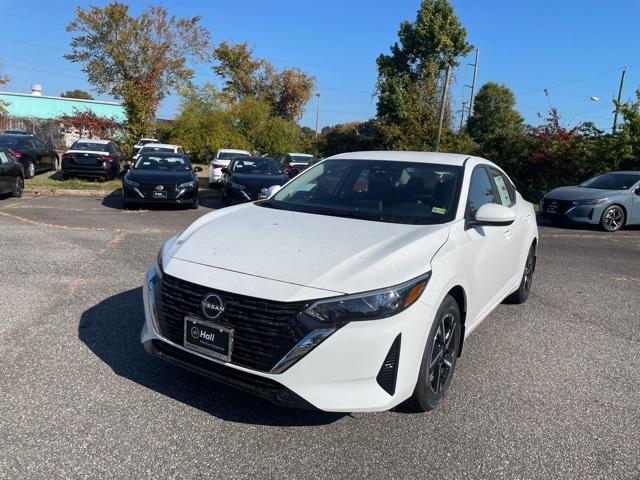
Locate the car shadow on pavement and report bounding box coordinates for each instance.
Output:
[78,287,345,427]
[100,190,227,211]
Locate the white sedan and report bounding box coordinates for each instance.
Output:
[141,151,538,412]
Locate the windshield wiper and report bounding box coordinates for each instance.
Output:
[259,200,284,209]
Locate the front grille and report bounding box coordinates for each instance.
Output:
[376,334,401,395]
[155,274,310,372]
[541,198,573,215]
[139,184,177,199]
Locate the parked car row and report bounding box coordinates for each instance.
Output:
[0,148,24,197]
[0,132,58,178]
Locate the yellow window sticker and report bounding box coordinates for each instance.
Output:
[432,207,446,215]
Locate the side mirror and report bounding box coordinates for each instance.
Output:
[266,185,282,198]
[193,166,203,173]
[468,203,516,228]
[635,186,640,196]
[123,164,131,171]
[221,167,229,174]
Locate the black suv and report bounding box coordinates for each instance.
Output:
[0,133,58,178]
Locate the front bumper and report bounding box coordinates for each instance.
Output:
[123,185,197,205]
[140,267,434,412]
[542,201,605,225]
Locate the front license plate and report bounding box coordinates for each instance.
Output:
[183,317,233,362]
[152,191,167,199]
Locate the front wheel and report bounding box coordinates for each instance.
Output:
[11,176,24,198]
[407,295,461,412]
[600,205,625,232]
[505,243,536,304]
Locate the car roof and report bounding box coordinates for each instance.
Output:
[288,153,314,157]
[74,139,110,144]
[141,143,179,149]
[138,151,188,158]
[326,151,475,166]
[218,148,251,154]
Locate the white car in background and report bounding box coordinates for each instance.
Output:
[132,137,159,159]
[208,149,251,186]
[133,143,185,162]
[142,151,538,413]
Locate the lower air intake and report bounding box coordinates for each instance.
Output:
[376,334,401,395]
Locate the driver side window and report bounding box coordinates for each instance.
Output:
[466,166,497,218]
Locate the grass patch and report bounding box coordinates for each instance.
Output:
[26,171,122,191]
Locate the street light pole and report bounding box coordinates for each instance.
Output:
[468,48,479,117]
[612,66,627,134]
[314,93,321,138]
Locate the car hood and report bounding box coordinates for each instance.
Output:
[230,173,289,188]
[125,170,195,184]
[545,186,620,200]
[168,203,450,294]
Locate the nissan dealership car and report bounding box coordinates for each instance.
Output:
[541,171,640,231]
[207,148,251,186]
[141,151,538,412]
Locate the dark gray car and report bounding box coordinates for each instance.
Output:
[541,171,640,231]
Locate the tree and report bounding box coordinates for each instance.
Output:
[615,89,640,169]
[0,67,9,116]
[375,0,472,149]
[60,89,94,100]
[318,120,385,157]
[58,109,121,139]
[213,41,315,122]
[467,82,524,139]
[65,2,211,147]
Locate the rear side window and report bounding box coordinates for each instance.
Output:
[467,166,497,218]
[488,168,516,207]
[0,151,9,164]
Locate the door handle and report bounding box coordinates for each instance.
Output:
[503,228,512,239]
[525,214,533,223]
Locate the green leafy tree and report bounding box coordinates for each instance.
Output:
[615,89,640,169]
[318,120,385,157]
[65,1,211,147]
[375,0,472,149]
[467,82,524,139]
[0,67,9,115]
[60,89,94,100]
[213,41,315,121]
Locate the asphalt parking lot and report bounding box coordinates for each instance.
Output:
[1,194,639,479]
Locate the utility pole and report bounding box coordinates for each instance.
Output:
[436,66,452,152]
[314,93,321,138]
[459,101,468,130]
[612,66,627,134]
[468,48,479,117]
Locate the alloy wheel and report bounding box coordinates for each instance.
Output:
[15,177,24,196]
[604,207,624,231]
[28,162,35,178]
[428,313,458,395]
[523,249,535,296]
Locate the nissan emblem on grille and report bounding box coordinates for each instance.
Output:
[201,293,225,320]
[155,185,164,192]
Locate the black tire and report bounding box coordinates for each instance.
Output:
[505,243,536,304]
[11,176,24,198]
[191,198,199,209]
[407,295,461,412]
[123,199,135,210]
[600,204,625,232]
[25,161,36,179]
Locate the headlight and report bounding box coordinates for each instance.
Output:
[178,180,197,189]
[230,181,245,190]
[305,272,431,324]
[124,177,140,187]
[573,198,607,206]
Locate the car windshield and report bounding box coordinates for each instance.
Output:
[580,172,640,190]
[219,151,250,160]
[0,136,23,148]
[264,159,463,225]
[141,146,174,153]
[134,155,191,171]
[71,142,108,152]
[231,157,283,174]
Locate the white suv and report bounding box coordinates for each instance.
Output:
[208,149,251,186]
[142,151,538,412]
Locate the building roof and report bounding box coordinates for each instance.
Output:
[0,91,125,122]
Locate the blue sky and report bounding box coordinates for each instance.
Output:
[0,0,638,132]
